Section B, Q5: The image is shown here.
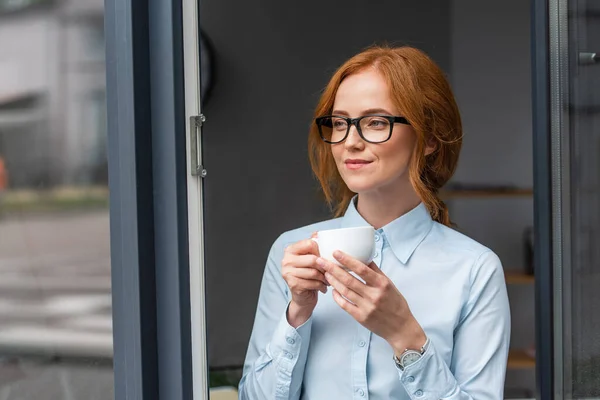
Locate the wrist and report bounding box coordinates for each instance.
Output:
[388,318,427,358]
[287,301,314,328]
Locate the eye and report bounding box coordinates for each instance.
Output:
[332,118,348,131]
[365,117,390,130]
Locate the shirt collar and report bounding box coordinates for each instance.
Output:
[341,196,433,264]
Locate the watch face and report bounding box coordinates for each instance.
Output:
[401,350,422,368]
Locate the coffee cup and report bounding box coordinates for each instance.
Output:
[311,226,375,267]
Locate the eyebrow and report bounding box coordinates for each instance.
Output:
[331,108,396,116]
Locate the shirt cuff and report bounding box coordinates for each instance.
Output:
[396,340,458,400]
[269,302,313,372]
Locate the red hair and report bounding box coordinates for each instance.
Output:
[308,46,462,226]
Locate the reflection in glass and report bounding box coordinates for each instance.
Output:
[0,0,112,398]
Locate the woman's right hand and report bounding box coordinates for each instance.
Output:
[282,234,328,327]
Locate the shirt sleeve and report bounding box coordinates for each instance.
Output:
[396,250,511,400]
[238,235,313,400]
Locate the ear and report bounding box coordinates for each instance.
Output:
[424,136,437,156]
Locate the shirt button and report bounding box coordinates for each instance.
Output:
[358,389,365,397]
[286,337,295,345]
[375,233,381,242]
[374,251,379,258]
[406,376,415,383]
[415,389,423,397]
[358,340,366,347]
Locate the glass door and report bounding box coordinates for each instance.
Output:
[548,0,600,397]
[0,2,113,398]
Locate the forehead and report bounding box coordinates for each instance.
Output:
[333,68,396,114]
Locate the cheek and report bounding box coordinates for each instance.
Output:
[377,136,415,167]
[331,145,344,163]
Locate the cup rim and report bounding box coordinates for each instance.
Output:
[318,225,374,235]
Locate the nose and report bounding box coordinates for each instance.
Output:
[344,124,365,150]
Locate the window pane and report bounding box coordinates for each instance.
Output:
[566,0,600,397]
[0,0,112,398]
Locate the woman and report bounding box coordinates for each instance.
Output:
[239,46,510,400]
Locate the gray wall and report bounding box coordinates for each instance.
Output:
[199,0,451,368]
[449,0,534,396]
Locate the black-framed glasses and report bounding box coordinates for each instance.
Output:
[315,114,410,144]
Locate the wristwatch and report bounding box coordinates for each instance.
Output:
[393,337,430,370]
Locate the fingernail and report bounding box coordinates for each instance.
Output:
[316,257,325,267]
[325,272,332,280]
[333,250,343,259]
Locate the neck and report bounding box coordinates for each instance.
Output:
[355,183,421,229]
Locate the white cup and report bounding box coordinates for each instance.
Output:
[312,226,375,267]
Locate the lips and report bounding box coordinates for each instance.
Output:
[344,159,372,170]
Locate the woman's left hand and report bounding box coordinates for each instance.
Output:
[316,251,427,355]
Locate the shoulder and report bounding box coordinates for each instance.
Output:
[426,222,503,280]
[429,222,491,254]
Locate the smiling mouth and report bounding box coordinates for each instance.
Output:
[344,160,372,170]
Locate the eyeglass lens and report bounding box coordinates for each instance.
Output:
[319,116,391,143]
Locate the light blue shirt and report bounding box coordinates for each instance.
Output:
[239,200,510,400]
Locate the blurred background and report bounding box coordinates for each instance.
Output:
[0,0,112,399]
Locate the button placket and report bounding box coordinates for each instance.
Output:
[373,241,382,261]
[352,328,371,399]
[374,230,386,263]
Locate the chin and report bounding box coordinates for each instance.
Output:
[343,177,380,194]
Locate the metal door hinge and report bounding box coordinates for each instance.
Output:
[190,114,207,177]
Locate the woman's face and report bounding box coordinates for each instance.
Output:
[331,68,420,196]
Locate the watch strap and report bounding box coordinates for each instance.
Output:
[393,337,430,370]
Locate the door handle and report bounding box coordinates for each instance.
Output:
[190,114,207,177]
[578,52,599,65]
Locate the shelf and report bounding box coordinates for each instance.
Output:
[440,188,533,199]
[505,271,535,284]
[508,349,535,369]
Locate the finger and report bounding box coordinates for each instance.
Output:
[308,233,321,257]
[367,261,384,274]
[317,257,366,295]
[283,253,325,274]
[287,266,329,286]
[324,269,364,306]
[288,277,327,294]
[332,251,379,285]
[283,253,318,268]
[285,239,319,256]
[331,289,359,316]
